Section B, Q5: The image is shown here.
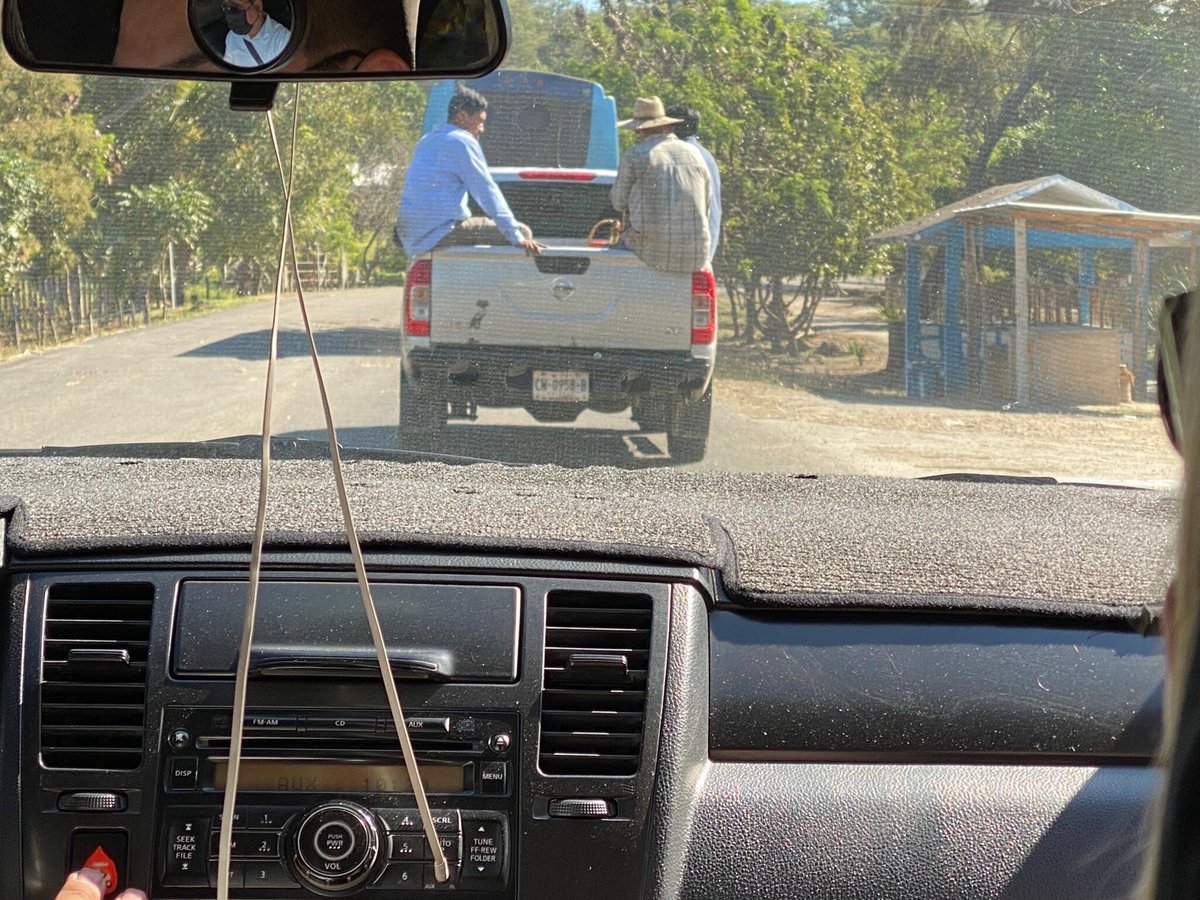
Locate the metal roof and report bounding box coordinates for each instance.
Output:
[870,175,1138,244]
[956,201,1200,243]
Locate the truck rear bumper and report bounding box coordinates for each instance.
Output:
[404,345,713,411]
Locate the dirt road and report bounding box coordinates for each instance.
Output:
[0,288,1177,486]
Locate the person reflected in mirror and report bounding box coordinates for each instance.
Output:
[1142,289,1200,899]
[611,97,711,274]
[221,0,292,68]
[666,104,721,270]
[55,868,145,900]
[396,87,545,259]
[110,0,413,73]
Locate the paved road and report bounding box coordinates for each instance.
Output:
[0,287,848,472]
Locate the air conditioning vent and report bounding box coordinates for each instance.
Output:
[538,591,652,776]
[40,583,154,770]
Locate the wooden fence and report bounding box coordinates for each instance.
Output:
[1,270,146,354]
[914,279,1132,329]
[1,258,352,355]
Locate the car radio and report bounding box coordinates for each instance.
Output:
[158,708,517,896]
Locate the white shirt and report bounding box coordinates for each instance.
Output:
[223,15,291,68]
[687,137,722,267]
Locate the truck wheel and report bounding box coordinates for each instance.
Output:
[666,386,712,464]
[399,373,447,450]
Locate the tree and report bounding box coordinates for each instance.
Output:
[0,150,41,297]
[0,55,112,270]
[111,179,213,320]
[558,0,909,350]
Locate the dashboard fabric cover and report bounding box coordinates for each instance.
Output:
[0,458,1174,622]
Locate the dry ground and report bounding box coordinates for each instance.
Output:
[713,291,1179,485]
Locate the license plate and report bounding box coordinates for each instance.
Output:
[532,371,590,402]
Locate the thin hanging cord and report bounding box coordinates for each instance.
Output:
[214,102,295,900]
[217,83,450,886]
[264,83,450,883]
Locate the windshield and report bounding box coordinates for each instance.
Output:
[0,0,1183,485]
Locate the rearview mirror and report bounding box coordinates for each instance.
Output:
[4,0,508,80]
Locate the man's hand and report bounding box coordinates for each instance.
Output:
[519,238,547,258]
[55,869,146,900]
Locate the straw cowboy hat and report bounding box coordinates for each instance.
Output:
[617,96,683,131]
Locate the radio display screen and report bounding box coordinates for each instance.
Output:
[210,759,468,794]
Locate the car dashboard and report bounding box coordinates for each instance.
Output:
[0,457,1174,899]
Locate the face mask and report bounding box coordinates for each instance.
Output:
[225,5,253,35]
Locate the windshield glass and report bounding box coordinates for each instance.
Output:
[0,0,1183,485]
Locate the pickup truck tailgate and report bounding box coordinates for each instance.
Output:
[429,246,694,351]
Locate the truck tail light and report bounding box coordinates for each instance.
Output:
[405,260,432,337]
[691,270,716,345]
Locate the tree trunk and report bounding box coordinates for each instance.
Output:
[964,57,1045,196]
[767,275,786,353]
[744,275,762,342]
[11,295,21,352]
[723,281,740,339]
[64,265,77,336]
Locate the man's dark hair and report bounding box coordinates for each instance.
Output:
[666,104,700,139]
[447,86,488,122]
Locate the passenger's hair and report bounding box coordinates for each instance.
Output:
[666,103,700,139]
[1140,295,1200,900]
[447,86,488,122]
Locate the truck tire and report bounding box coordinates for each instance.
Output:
[399,372,447,450]
[666,386,712,464]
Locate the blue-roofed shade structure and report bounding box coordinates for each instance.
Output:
[870,175,1200,404]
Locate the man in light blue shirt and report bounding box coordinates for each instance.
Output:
[397,87,544,257]
[668,104,721,269]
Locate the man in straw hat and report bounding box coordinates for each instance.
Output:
[611,96,712,274]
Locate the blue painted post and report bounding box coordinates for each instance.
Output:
[1078,248,1095,326]
[943,226,964,393]
[905,243,921,397]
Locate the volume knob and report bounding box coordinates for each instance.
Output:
[292,801,381,893]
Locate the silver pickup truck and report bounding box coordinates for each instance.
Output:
[399,167,717,463]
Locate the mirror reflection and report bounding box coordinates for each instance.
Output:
[192,0,296,71]
[7,0,505,78]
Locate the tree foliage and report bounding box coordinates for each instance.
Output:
[3,0,1200,354]
[557,0,912,349]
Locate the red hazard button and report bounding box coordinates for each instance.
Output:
[70,832,128,897]
[84,846,118,895]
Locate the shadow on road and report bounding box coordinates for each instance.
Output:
[281,423,683,469]
[182,327,400,360]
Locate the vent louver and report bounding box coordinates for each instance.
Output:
[40,583,154,770]
[538,591,652,776]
